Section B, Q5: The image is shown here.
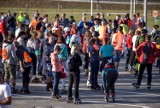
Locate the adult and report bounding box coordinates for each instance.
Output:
[132,35,159,89]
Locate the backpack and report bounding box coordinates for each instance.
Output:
[67,55,76,72]
[23,51,32,68]
[135,36,145,48]
[143,42,152,64]
[2,47,9,60]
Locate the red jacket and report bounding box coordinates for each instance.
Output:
[0,20,8,36]
[136,41,159,64]
[126,34,132,49]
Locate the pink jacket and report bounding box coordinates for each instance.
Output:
[50,53,61,72]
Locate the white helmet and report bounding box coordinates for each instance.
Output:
[64,27,70,32]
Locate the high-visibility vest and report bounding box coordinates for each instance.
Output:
[23,51,32,63]
[99,26,107,37]
[112,32,124,51]
[2,48,9,60]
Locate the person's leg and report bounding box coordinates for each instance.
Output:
[74,72,80,99]
[61,62,67,93]
[3,63,10,83]
[53,72,61,95]
[9,64,17,93]
[84,53,89,75]
[68,73,74,98]
[110,71,118,97]
[125,48,130,70]
[137,64,146,85]
[25,66,31,93]
[90,61,94,89]
[147,64,152,85]
[32,53,37,77]
[94,61,100,88]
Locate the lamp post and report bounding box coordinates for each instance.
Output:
[91,0,93,16]
[144,0,147,29]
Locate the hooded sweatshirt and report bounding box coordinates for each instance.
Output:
[2,41,17,65]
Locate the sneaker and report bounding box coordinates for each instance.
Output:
[132,82,140,89]
[95,83,101,90]
[147,83,151,89]
[128,64,132,72]
[73,98,81,104]
[56,94,61,99]
[52,94,59,99]
[104,93,109,102]
[67,97,73,103]
[86,80,91,88]
[11,87,18,94]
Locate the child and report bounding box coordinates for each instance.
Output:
[67,44,82,104]
[15,41,32,94]
[102,62,118,102]
[50,45,62,99]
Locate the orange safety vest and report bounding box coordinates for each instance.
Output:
[112,32,124,51]
[99,26,107,37]
[30,19,38,29]
[2,48,9,60]
[23,51,32,63]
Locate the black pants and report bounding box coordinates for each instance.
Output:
[129,50,136,66]
[30,53,37,75]
[126,48,132,67]
[137,64,152,85]
[68,72,80,99]
[84,53,89,70]
[22,66,31,87]
[100,57,113,72]
[106,70,118,94]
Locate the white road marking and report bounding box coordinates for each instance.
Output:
[114,103,151,108]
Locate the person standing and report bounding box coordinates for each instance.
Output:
[50,45,62,99]
[132,35,159,89]
[2,34,18,94]
[67,44,82,104]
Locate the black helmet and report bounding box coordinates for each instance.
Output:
[141,29,148,34]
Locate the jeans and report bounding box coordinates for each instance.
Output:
[36,56,42,76]
[90,60,99,85]
[137,64,152,85]
[53,72,61,94]
[126,48,132,67]
[113,50,121,63]
[68,72,80,99]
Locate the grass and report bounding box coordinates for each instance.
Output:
[0,7,158,27]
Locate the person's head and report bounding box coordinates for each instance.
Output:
[82,16,86,22]
[14,41,20,49]
[0,71,4,84]
[57,36,65,43]
[84,31,91,39]
[89,26,95,32]
[136,13,140,18]
[94,20,98,25]
[71,44,79,55]
[7,33,15,42]
[153,25,159,30]
[118,26,123,33]
[54,45,61,54]
[96,13,100,18]
[48,35,54,44]
[90,16,94,20]
[30,31,37,40]
[62,13,66,18]
[18,31,26,39]
[64,27,70,34]
[129,30,135,36]
[141,29,148,37]
[101,21,106,26]
[46,31,52,39]
[70,16,74,20]
[145,34,151,41]
[133,14,136,18]
[52,26,58,34]
[116,15,120,20]
[135,30,141,35]
[37,31,43,38]
[89,38,96,46]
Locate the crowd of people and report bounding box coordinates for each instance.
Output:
[0,10,160,105]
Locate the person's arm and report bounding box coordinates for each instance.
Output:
[0,84,12,105]
[77,54,82,66]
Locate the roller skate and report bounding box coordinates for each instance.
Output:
[73,98,82,104]
[132,82,140,89]
[84,69,89,76]
[11,87,18,94]
[112,93,115,102]
[87,80,91,88]
[147,83,151,90]
[51,94,59,101]
[91,84,96,90]
[31,76,40,83]
[95,83,101,90]
[41,75,46,84]
[104,93,109,102]
[67,97,73,103]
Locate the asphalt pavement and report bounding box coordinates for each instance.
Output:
[3,57,160,108]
